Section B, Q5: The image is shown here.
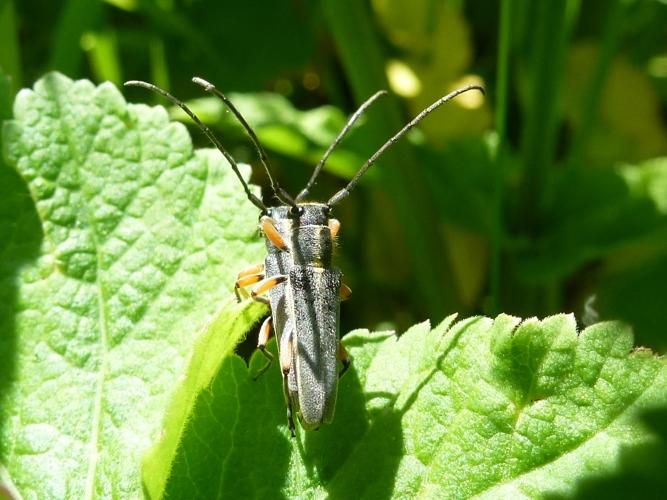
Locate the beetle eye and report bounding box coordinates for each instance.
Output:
[289,205,304,217]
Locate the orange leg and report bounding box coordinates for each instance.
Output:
[238,262,264,278]
[340,282,352,301]
[279,332,293,376]
[280,329,296,437]
[338,341,351,377]
[235,273,264,301]
[235,263,265,301]
[253,316,274,380]
[260,216,289,252]
[251,275,288,299]
[237,273,264,288]
[328,218,341,238]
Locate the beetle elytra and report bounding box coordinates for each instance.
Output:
[125,77,483,435]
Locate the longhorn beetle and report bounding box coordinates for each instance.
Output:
[125,78,483,435]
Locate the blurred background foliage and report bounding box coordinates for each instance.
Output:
[1,0,666,350]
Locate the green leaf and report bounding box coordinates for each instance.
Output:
[0,67,11,120]
[0,73,264,498]
[418,135,497,234]
[3,73,666,500]
[517,158,667,280]
[596,250,667,351]
[147,312,666,498]
[141,299,267,500]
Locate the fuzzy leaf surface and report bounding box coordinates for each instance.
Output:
[0,73,264,498]
[149,313,666,499]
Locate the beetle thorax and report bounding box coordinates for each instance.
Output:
[266,204,333,268]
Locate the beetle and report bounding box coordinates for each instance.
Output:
[125,77,483,435]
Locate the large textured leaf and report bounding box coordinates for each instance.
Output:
[2,73,666,500]
[0,73,264,497]
[147,313,666,499]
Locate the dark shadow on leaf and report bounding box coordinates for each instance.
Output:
[325,405,403,499]
[546,406,667,500]
[298,318,481,498]
[299,358,403,499]
[0,108,44,462]
[161,340,291,499]
[517,166,667,282]
[399,316,482,416]
[300,363,369,477]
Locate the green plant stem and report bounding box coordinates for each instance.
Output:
[566,0,626,169]
[83,31,122,85]
[519,0,580,233]
[489,0,514,315]
[149,36,170,91]
[49,0,103,77]
[322,0,460,319]
[516,0,580,313]
[0,0,21,91]
[0,70,11,120]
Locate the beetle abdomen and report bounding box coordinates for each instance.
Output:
[288,265,341,428]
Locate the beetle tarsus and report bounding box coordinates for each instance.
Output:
[287,406,296,438]
[253,346,273,380]
[338,342,351,377]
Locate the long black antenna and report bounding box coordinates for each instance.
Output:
[295,90,388,202]
[191,77,297,209]
[125,80,267,211]
[327,84,485,207]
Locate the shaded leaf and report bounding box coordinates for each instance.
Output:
[518,158,667,280]
[418,135,497,234]
[596,250,667,351]
[564,43,667,167]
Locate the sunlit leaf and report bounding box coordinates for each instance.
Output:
[147,313,666,499]
[0,73,264,497]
